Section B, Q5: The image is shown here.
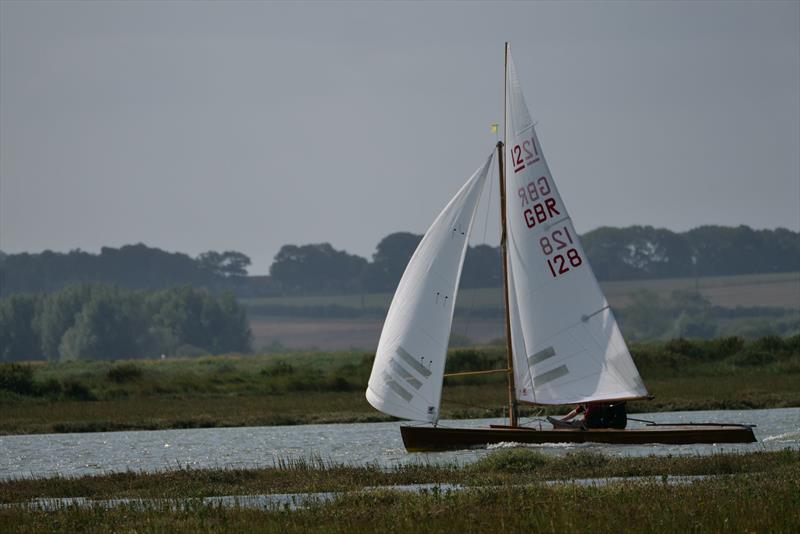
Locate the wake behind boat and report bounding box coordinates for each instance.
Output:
[366,43,756,452]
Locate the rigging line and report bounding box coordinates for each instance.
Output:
[460,156,496,339]
[628,416,657,425]
[440,395,501,411]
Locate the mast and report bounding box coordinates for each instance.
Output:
[499,42,518,427]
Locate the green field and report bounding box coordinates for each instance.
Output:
[2,337,798,435]
[243,272,800,350]
[2,450,798,533]
[243,271,800,311]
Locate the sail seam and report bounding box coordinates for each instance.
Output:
[574,319,632,393]
[580,314,642,394]
[514,123,535,137]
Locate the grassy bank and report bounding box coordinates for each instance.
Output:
[1,336,798,435]
[1,450,799,533]
[241,271,800,311]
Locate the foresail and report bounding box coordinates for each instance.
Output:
[366,155,492,422]
[504,48,648,405]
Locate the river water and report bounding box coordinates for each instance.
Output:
[1,408,798,480]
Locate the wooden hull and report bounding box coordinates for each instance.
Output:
[401,424,756,452]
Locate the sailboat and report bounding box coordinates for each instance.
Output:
[366,44,756,452]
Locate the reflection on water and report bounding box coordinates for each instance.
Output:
[0,408,797,480]
[3,477,715,511]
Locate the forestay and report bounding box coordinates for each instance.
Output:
[366,156,492,422]
[504,48,648,405]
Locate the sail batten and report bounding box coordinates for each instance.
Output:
[504,49,648,406]
[366,155,493,422]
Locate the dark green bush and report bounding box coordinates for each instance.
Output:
[286,373,324,392]
[732,349,776,367]
[61,379,96,401]
[751,335,785,354]
[0,363,35,395]
[785,334,800,353]
[107,363,143,383]
[261,361,295,377]
[703,336,746,360]
[664,338,705,359]
[34,377,62,397]
[326,375,355,392]
[446,348,505,373]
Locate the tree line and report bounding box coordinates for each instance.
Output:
[0,244,251,297]
[1,225,797,297]
[0,284,252,362]
[268,225,799,294]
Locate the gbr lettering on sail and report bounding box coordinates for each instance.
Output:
[509,135,584,280]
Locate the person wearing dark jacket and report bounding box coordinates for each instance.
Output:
[548,402,627,430]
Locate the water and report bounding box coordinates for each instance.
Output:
[1,407,797,480]
[3,478,712,511]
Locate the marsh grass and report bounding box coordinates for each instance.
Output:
[2,449,798,503]
[1,337,798,435]
[1,450,799,533]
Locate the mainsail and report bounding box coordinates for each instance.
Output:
[504,48,648,405]
[366,156,493,422]
[364,44,756,451]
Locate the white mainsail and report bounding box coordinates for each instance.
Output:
[366,156,493,422]
[504,47,648,405]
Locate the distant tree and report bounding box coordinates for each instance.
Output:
[0,244,222,296]
[58,288,145,361]
[0,283,253,362]
[617,290,672,340]
[146,286,252,354]
[35,284,98,361]
[582,226,694,280]
[270,244,368,294]
[197,251,251,278]
[215,293,253,352]
[363,232,422,292]
[0,294,43,361]
[616,290,718,340]
[687,225,800,276]
[461,245,502,289]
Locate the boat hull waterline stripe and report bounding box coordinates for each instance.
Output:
[533,364,569,387]
[396,346,432,378]
[382,372,413,402]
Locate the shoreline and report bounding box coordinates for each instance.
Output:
[2,397,797,436]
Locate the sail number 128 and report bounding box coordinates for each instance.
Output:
[540,226,584,278]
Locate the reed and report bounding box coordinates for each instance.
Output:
[2,449,797,502]
[2,450,798,533]
[1,337,798,435]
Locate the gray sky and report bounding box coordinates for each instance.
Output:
[1,1,798,274]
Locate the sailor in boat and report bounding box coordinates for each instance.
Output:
[548,402,628,430]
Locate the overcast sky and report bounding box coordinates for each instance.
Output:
[1,1,798,274]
